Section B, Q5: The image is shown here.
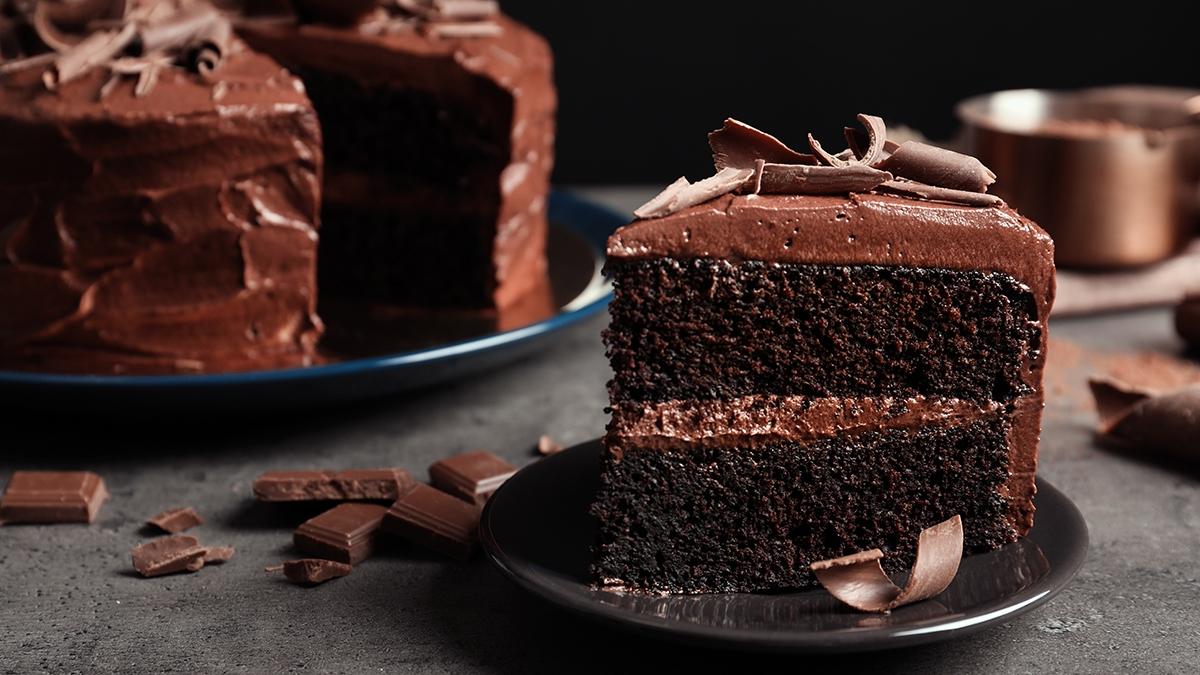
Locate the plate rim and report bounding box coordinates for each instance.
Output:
[0,191,619,390]
[480,440,1090,654]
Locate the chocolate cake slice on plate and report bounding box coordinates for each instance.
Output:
[592,116,1055,593]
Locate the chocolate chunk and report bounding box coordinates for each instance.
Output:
[536,435,563,456]
[132,535,208,578]
[428,451,516,505]
[203,546,236,564]
[1089,378,1200,466]
[758,163,892,195]
[253,469,415,502]
[709,118,815,170]
[146,507,203,534]
[1176,295,1200,350]
[633,167,754,220]
[0,471,108,524]
[271,559,353,586]
[878,142,997,193]
[293,503,387,565]
[382,483,479,561]
[811,515,964,612]
[877,179,1005,207]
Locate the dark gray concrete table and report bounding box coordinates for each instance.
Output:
[2,189,1199,674]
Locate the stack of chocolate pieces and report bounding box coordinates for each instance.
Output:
[254,451,517,585]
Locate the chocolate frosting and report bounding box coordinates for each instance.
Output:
[0,29,323,373]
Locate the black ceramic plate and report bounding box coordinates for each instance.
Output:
[481,440,1089,653]
[0,192,622,413]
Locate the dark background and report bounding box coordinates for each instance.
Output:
[504,2,1200,184]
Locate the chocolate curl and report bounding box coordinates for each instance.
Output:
[878,141,997,193]
[186,16,231,76]
[633,167,754,219]
[138,2,219,54]
[808,114,889,168]
[432,0,500,20]
[424,21,501,38]
[33,0,128,52]
[758,163,892,195]
[877,178,1005,207]
[1088,378,1200,466]
[49,21,136,87]
[811,515,964,613]
[709,118,815,170]
[1176,295,1200,350]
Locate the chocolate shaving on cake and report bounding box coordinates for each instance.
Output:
[634,114,1004,219]
[286,0,504,39]
[810,515,964,613]
[877,178,1005,207]
[878,141,997,193]
[709,118,815,170]
[3,0,236,95]
[758,163,892,195]
[633,168,754,220]
[1088,377,1200,466]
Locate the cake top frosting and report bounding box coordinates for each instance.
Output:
[0,0,309,119]
[632,114,1004,220]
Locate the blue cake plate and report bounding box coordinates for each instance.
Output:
[0,191,622,413]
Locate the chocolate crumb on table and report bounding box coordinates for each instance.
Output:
[293,503,388,565]
[252,469,415,502]
[268,559,354,586]
[0,471,108,525]
[428,451,516,505]
[383,483,480,561]
[146,507,204,534]
[536,435,563,456]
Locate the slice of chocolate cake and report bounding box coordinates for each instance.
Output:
[592,116,1055,593]
[237,1,555,309]
[0,0,323,374]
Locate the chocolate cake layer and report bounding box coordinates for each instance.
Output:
[592,416,1015,594]
[238,16,555,309]
[0,47,323,374]
[606,258,1041,404]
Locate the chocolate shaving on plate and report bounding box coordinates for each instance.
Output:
[633,167,754,220]
[709,118,815,170]
[810,515,963,613]
[758,163,892,195]
[878,141,997,193]
[877,179,1005,207]
[1088,377,1200,466]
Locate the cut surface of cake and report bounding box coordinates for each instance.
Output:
[237,1,556,309]
[592,116,1055,594]
[0,0,323,374]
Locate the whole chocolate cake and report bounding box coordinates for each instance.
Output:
[237,0,556,309]
[592,116,1056,593]
[0,0,323,374]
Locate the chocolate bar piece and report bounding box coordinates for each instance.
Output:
[383,483,479,561]
[146,507,204,534]
[428,451,516,505]
[274,559,353,586]
[253,469,415,502]
[132,535,207,578]
[0,471,108,524]
[293,503,387,564]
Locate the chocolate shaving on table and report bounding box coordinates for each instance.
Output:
[758,163,892,195]
[877,141,997,193]
[1176,294,1200,350]
[877,178,1005,207]
[810,515,964,613]
[1088,377,1200,466]
[146,506,204,534]
[131,535,208,578]
[536,434,563,456]
[709,118,815,170]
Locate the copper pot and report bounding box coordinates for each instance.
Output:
[957,86,1200,268]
